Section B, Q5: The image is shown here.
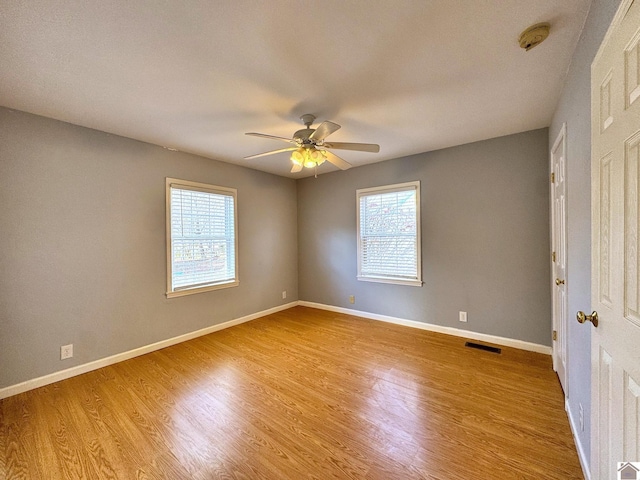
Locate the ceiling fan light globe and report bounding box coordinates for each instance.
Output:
[291,149,304,166]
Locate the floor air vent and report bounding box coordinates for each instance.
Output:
[465,342,501,354]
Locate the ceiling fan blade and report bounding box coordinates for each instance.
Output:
[245,132,295,144]
[323,151,352,170]
[244,147,297,160]
[291,163,303,173]
[323,142,380,153]
[309,121,341,141]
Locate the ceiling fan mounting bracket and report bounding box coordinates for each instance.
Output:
[300,114,316,128]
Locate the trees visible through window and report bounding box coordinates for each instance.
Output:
[166,178,238,297]
[356,181,421,286]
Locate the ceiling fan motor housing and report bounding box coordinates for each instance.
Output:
[293,128,315,145]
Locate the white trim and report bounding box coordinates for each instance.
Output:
[165,177,239,298]
[166,279,239,298]
[566,399,591,480]
[0,302,297,400]
[356,275,423,287]
[550,123,569,399]
[592,0,635,66]
[356,180,422,285]
[550,122,567,161]
[299,301,552,355]
[356,181,419,196]
[0,300,553,400]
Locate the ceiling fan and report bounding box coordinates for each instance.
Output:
[245,114,380,173]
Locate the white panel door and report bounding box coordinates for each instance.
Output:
[591,1,640,478]
[551,124,568,395]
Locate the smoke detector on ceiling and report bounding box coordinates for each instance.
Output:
[519,23,551,51]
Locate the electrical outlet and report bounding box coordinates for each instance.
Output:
[282,290,287,299]
[349,295,355,304]
[61,344,73,360]
[459,311,467,323]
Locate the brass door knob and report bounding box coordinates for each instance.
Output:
[555,278,565,286]
[577,311,598,328]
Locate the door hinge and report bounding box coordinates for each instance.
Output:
[553,330,557,341]
[552,251,556,262]
[551,172,555,183]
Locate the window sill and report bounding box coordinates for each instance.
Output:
[166,280,239,298]
[357,276,423,287]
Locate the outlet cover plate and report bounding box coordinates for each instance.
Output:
[61,344,73,360]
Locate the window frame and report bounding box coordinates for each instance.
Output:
[166,177,239,298]
[356,181,422,287]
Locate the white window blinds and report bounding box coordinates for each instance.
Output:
[166,179,238,297]
[357,182,421,286]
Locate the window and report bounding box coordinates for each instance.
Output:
[356,181,421,286]
[166,178,238,297]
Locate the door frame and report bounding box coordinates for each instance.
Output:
[551,122,569,397]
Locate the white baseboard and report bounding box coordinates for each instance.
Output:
[566,399,591,480]
[0,300,552,400]
[0,301,298,400]
[298,301,552,355]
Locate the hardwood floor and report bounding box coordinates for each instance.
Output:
[0,306,583,479]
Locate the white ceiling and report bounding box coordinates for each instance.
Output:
[0,0,590,178]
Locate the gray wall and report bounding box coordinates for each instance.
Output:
[549,0,621,468]
[0,107,298,389]
[298,128,551,346]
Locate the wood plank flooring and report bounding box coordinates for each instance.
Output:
[0,306,584,479]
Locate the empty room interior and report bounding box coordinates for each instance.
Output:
[1,0,638,479]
